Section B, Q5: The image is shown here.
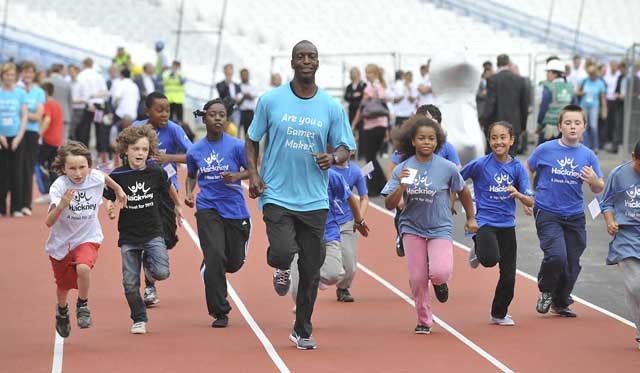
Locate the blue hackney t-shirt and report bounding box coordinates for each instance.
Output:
[325,169,352,242]
[247,83,356,211]
[601,161,640,264]
[382,154,465,240]
[460,153,532,228]
[133,119,192,190]
[25,86,46,132]
[186,133,250,219]
[391,141,460,167]
[330,160,368,225]
[0,87,27,137]
[528,139,603,216]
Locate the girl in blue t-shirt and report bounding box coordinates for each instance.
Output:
[185,98,251,328]
[382,116,477,334]
[602,140,640,348]
[527,104,604,318]
[460,121,533,326]
[0,62,28,217]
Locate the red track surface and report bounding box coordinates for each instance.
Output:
[2,178,640,372]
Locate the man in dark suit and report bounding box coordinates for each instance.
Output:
[133,63,160,119]
[480,54,530,154]
[216,63,242,124]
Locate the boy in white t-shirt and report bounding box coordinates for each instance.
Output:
[45,141,126,338]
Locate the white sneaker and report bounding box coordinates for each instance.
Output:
[468,247,479,269]
[490,315,515,326]
[21,207,32,216]
[318,281,329,291]
[12,211,24,218]
[35,194,51,204]
[130,321,147,334]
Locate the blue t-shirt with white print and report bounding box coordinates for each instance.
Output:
[186,133,249,219]
[25,86,46,133]
[0,86,27,137]
[325,169,352,242]
[527,139,603,216]
[247,83,356,212]
[391,141,460,167]
[601,161,640,264]
[460,153,532,228]
[330,160,368,225]
[133,119,192,190]
[382,154,465,240]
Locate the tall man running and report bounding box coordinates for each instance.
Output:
[246,40,356,350]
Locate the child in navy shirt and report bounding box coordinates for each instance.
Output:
[460,121,533,326]
[527,104,604,318]
[602,139,640,348]
[186,98,251,328]
[383,116,477,334]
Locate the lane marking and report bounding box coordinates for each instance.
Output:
[358,263,514,372]
[51,332,64,373]
[367,202,635,328]
[182,219,291,373]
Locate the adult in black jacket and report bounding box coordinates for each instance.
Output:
[480,54,529,154]
[215,63,241,101]
[133,63,160,120]
[343,67,366,124]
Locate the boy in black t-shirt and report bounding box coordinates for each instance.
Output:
[105,125,183,334]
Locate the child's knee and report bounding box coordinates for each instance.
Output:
[76,263,91,275]
[151,267,170,281]
[226,260,245,274]
[429,268,452,285]
[267,247,294,270]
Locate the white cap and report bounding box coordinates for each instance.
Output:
[545,59,565,73]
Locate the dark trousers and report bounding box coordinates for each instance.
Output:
[169,103,183,124]
[20,131,39,210]
[37,143,59,193]
[75,109,95,147]
[0,137,24,215]
[473,226,517,318]
[360,126,387,196]
[196,209,250,317]
[263,203,327,338]
[534,207,586,308]
[240,110,254,136]
[612,100,625,147]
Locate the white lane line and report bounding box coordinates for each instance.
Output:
[182,219,291,373]
[51,332,64,373]
[367,202,635,328]
[358,263,514,373]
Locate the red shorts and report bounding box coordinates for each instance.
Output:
[50,242,100,290]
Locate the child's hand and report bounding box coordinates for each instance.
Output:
[106,200,116,220]
[607,220,619,236]
[184,194,195,208]
[523,205,533,216]
[174,205,184,227]
[505,185,519,198]
[398,168,412,182]
[115,186,127,208]
[465,217,478,235]
[151,153,170,164]
[220,172,239,184]
[580,165,598,186]
[60,189,75,208]
[353,219,370,237]
[0,136,8,149]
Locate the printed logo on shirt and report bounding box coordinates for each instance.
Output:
[126,181,155,209]
[199,150,230,178]
[280,113,321,152]
[551,156,581,184]
[625,186,640,211]
[69,191,98,214]
[488,172,513,195]
[407,171,437,202]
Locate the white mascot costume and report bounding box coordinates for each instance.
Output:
[430,51,485,165]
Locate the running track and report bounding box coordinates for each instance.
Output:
[2,173,640,372]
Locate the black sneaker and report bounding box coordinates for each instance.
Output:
[433,283,448,303]
[395,235,405,257]
[536,292,553,314]
[56,305,71,338]
[550,305,577,318]
[211,314,229,328]
[273,269,291,296]
[336,288,354,302]
[76,304,92,328]
[414,324,431,334]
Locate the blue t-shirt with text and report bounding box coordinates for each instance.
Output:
[326,169,352,242]
[186,133,249,219]
[247,84,356,211]
[25,86,46,132]
[133,119,192,190]
[0,87,27,137]
[330,161,368,225]
[460,153,532,228]
[527,139,602,216]
[382,154,465,240]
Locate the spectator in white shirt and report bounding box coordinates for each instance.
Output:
[393,71,418,126]
[567,55,587,89]
[75,58,107,148]
[113,69,140,122]
[602,60,620,151]
[417,62,434,106]
[68,65,84,141]
[237,68,258,139]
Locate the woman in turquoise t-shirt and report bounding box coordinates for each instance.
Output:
[576,65,607,151]
[0,62,28,217]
